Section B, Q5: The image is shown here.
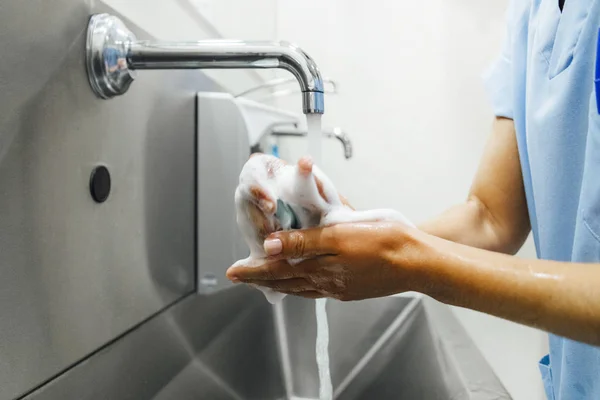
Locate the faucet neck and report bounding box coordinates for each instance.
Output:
[86,14,324,114]
[235,77,337,103]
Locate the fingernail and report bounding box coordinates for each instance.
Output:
[264,238,282,256]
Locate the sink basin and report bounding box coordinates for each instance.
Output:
[25,286,510,400]
[151,288,510,400]
[280,295,455,400]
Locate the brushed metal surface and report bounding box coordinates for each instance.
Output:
[22,287,285,400]
[0,1,216,398]
[196,93,250,294]
[23,287,510,400]
[281,295,416,398]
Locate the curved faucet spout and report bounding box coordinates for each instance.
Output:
[86,14,324,114]
[235,77,337,101]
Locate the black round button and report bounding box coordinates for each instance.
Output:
[90,165,111,203]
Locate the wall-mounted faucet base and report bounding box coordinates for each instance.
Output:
[86,14,136,99]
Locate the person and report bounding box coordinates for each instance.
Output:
[227,1,600,398]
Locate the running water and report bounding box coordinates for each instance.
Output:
[315,298,332,400]
[306,113,333,400]
[306,114,323,166]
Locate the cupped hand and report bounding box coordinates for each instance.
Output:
[227,221,424,301]
[241,154,353,243]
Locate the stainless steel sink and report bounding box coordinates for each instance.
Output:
[278,294,454,400]
[25,286,510,400]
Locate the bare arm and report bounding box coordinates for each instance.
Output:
[410,118,600,340]
[419,117,530,254]
[228,118,600,345]
[411,231,600,345]
[230,220,600,346]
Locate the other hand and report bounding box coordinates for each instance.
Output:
[240,154,353,243]
[227,221,424,301]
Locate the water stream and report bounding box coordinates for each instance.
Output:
[305,114,332,400]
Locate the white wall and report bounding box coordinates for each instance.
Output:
[273,1,547,399]
[102,0,278,93]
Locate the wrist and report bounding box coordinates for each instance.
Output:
[388,225,458,301]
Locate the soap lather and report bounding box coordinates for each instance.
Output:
[232,154,414,305]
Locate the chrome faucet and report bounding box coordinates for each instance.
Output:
[270,126,353,159]
[85,14,324,114]
[235,77,337,102]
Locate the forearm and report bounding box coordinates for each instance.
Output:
[409,229,600,346]
[418,198,510,253]
[419,117,530,255]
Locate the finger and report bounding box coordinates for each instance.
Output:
[279,290,325,299]
[313,175,352,207]
[264,227,338,258]
[339,194,354,210]
[249,186,276,214]
[314,175,330,203]
[297,156,313,176]
[245,202,275,239]
[297,157,329,202]
[246,278,315,293]
[299,156,352,207]
[227,260,300,281]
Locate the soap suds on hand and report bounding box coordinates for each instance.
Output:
[232,153,413,304]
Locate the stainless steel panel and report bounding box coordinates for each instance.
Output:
[0,1,213,398]
[24,288,510,400]
[23,287,286,400]
[196,93,250,294]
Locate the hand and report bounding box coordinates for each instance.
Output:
[227,221,423,301]
[240,154,353,243]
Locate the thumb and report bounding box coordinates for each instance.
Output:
[264,227,337,259]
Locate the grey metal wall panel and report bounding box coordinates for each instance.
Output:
[0,1,217,398]
[196,93,250,294]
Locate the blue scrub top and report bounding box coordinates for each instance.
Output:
[483,0,600,398]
